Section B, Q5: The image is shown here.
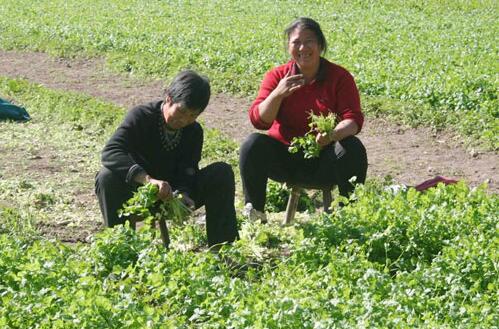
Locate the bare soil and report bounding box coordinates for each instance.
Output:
[1,49,497,193]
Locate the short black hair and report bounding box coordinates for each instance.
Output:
[284,17,327,55]
[165,70,211,113]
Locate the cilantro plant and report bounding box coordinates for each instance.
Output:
[288,112,337,158]
[120,183,191,226]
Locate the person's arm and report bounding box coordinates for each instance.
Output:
[102,105,177,201]
[249,66,304,129]
[257,71,305,124]
[101,107,146,185]
[133,171,173,201]
[316,119,359,147]
[316,71,364,147]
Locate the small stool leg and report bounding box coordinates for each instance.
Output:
[322,188,333,213]
[127,216,137,230]
[284,187,301,225]
[158,218,170,249]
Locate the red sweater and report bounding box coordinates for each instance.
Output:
[249,58,364,145]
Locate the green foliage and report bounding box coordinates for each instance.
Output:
[265,181,315,213]
[0,77,125,233]
[0,205,37,238]
[201,127,239,168]
[120,183,191,225]
[289,112,337,158]
[265,181,290,213]
[288,133,322,159]
[0,76,123,139]
[1,183,497,327]
[0,0,497,146]
[0,7,498,326]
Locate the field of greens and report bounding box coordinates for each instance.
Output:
[0,0,497,148]
[1,76,498,327]
[2,182,498,328]
[1,0,498,327]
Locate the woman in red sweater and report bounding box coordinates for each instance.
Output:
[240,17,368,222]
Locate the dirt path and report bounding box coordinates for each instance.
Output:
[2,50,497,192]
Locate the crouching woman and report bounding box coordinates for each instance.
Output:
[95,70,239,247]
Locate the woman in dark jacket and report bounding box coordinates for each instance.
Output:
[95,70,238,246]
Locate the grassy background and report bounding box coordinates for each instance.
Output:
[0,0,497,148]
[0,54,497,329]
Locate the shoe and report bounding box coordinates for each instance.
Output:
[243,203,267,223]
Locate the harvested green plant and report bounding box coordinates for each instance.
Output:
[119,183,191,225]
[288,112,337,158]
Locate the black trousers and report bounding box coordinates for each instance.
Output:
[239,133,368,211]
[95,162,239,246]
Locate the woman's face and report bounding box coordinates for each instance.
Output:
[162,97,200,130]
[288,27,322,71]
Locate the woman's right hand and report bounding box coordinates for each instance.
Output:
[147,176,173,201]
[274,72,305,98]
[257,71,305,124]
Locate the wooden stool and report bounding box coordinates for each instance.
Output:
[284,184,335,225]
[128,216,170,248]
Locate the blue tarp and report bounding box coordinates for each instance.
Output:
[0,97,30,121]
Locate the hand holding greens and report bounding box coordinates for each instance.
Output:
[288,112,337,158]
[120,183,191,225]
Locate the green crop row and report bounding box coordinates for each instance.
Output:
[0,0,497,148]
[1,182,497,328]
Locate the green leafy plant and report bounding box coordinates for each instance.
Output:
[119,183,191,225]
[265,181,289,213]
[288,112,337,158]
[1,182,497,327]
[0,3,498,326]
[265,181,316,213]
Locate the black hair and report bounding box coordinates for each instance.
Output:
[165,70,211,113]
[284,17,327,55]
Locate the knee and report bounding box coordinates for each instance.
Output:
[240,133,268,158]
[208,162,235,190]
[336,136,368,184]
[340,136,367,164]
[95,167,123,193]
[95,167,110,191]
[208,161,234,180]
[96,167,113,185]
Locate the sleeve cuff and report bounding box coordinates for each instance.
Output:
[126,164,146,186]
[249,105,272,130]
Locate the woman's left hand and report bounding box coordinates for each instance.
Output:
[316,119,359,148]
[316,131,335,147]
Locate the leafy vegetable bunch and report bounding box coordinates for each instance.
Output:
[119,183,191,225]
[288,112,337,158]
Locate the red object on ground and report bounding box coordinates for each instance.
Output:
[414,176,458,192]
